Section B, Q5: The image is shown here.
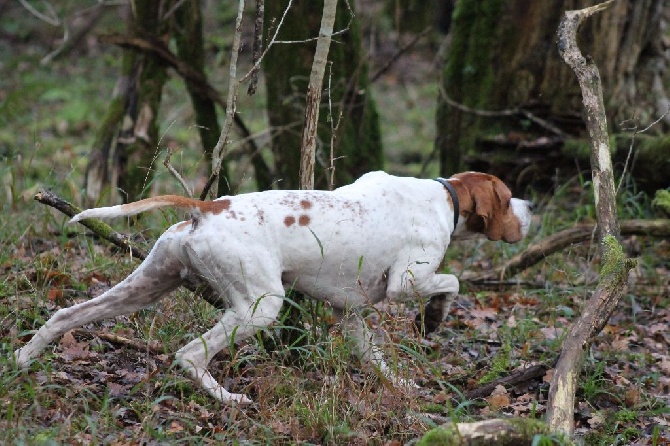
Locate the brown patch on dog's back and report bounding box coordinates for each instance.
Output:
[298,215,310,226]
[300,199,312,210]
[284,215,296,227]
[204,199,231,215]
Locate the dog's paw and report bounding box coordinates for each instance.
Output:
[12,348,31,369]
[227,392,253,405]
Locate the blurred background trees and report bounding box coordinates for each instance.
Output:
[437,0,669,193]
[2,0,668,201]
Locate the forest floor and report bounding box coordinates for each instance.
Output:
[1,2,669,445]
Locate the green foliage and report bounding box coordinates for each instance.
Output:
[651,189,670,217]
[479,337,512,384]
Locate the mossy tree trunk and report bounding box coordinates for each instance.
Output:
[264,0,383,190]
[84,1,170,204]
[436,0,668,188]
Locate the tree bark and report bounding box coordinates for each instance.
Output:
[545,2,636,436]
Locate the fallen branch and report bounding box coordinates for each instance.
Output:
[34,189,226,310]
[465,219,669,283]
[35,189,147,260]
[73,328,163,354]
[464,363,552,401]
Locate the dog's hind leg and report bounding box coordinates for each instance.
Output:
[175,288,284,405]
[14,239,182,367]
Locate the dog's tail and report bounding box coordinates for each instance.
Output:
[69,195,207,223]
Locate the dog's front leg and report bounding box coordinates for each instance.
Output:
[386,271,459,336]
[413,273,459,335]
[414,294,449,336]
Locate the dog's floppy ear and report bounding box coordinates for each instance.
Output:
[473,177,512,241]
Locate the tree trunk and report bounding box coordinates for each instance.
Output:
[436,0,668,190]
[84,1,170,204]
[174,0,230,196]
[264,0,383,190]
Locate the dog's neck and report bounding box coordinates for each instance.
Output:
[434,177,459,230]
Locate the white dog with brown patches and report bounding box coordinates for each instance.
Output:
[14,171,532,404]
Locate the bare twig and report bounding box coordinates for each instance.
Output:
[438,85,567,138]
[163,147,194,198]
[18,0,60,26]
[615,107,670,195]
[41,4,107,65]
[240,0,294,83]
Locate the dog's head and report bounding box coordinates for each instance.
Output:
[449,172,532,243]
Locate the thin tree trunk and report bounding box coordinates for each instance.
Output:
[300,0,337,190]
[546,1,636,436]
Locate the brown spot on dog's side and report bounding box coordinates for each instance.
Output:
[284,215,296,227]
[300,199,312,210]
[298,215,310,226]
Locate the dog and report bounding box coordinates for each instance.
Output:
[14,171,532,404]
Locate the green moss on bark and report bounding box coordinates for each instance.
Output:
[599,235,637,291]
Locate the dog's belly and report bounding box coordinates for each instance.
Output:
[283,258,391,309]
